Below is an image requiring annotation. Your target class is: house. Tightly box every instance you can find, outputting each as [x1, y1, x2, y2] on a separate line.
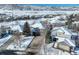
[48, 17, 66, 27]
[51, 27, 77, 52]
[56, 37, 75, 52]
[31, 22, 45, 29]
[51, 27, 77, 39]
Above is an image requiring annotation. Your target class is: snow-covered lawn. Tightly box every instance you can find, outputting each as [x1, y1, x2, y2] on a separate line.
[7, 36, 34, 51]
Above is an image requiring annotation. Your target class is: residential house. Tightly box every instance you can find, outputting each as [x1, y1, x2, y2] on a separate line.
[31, 22, 45, 29]
[51, 27, 77, 52]
[48, 17, 66, 27]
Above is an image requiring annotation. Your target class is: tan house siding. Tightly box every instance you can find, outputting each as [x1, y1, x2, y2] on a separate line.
[57, 43, 70, 52]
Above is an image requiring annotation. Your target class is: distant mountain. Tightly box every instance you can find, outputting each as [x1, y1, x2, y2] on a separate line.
[0, 4, 79, 11]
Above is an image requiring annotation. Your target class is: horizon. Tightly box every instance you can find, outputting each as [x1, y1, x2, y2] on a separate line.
[17, 4, 79, 7]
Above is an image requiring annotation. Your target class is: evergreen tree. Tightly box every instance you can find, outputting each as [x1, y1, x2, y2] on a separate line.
[23, 22, 31, 36]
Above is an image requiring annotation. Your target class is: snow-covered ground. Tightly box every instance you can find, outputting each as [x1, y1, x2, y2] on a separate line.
[45, 43, 70, 55]
[0, 20, 25, 32]
[0, 35, 12, 47]
[11, 11, 79, 16]
[0, 10, 79, 54]
[31, 22, 45, 29]
[0, 9, 79, 16]
[7, 36, 34, 50]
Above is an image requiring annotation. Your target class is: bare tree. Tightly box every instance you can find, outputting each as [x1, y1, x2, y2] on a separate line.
[66, 14, 74, 29]
[13, 31, 21, 48]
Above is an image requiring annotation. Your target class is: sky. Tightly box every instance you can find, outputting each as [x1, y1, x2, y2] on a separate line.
[18, 4, 79, 7]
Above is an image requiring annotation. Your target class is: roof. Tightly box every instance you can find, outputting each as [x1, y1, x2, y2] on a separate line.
[31, 22, 44, 29]
[52, 27, 77, 36]
[59, 39, 75, 47]
[10, 24, 22, 32]
[52, 27, 71, 35]
[56, 37, 75, 47]
[48, 18, 60, 24]
[40, 18, 48, 21]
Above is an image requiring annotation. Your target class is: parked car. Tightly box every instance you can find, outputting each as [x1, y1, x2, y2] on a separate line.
[32, 28, 40, 36]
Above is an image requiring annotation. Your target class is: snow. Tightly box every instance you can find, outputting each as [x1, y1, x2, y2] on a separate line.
[46, 16, 66, 24]
[0, 21, 24, 32]
[17, 20, 26, 26]
[46, 43, 70, 55]
[31, 22, 44, 29]
[12, 11, 79, 16]
[55, 36, 75, 47]
[75, 50, 79, 55]
[7, 36, 34, 50]
[0, 20, 43, 32]
[40, 18, 49, 21]
[52, 27, 72, 36]
[49, 19, 58, 24]
[10, 25, 22, 32]
[26, 20, 36, 25]
[60, 27, 77, 35]
[55, 36, 65, 42]
[51, 27, 76, 47]
[1, 9, 79, 17]
[60, 27, 71, 35]
[65, 38, 75, 47]
[0, 35, 12, 47]
[48, 17, 60, 24]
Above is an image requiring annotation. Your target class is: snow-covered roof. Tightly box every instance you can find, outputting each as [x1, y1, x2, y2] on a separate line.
[48, 16, 64, 24]
[48, 19, 58, 24]
[52, 27, 77, 36]
[60, 27, 71, 35]
[0, 21, 25, 32]
[56, 37, 75, 47]
[31, 22, 44, 29]
[40, 18, 49, 21]
[10, 25, 22, 32]
[65, 38, 75, 47]
[73, 21, 79, 24]
[26, 20, 36, 25]
[17, 20, 26, 26]
[60, 15, 66, 19]
[52, 27, 71, 35]
[56, 37, 65, 42]
[0, 35, 12, 47]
